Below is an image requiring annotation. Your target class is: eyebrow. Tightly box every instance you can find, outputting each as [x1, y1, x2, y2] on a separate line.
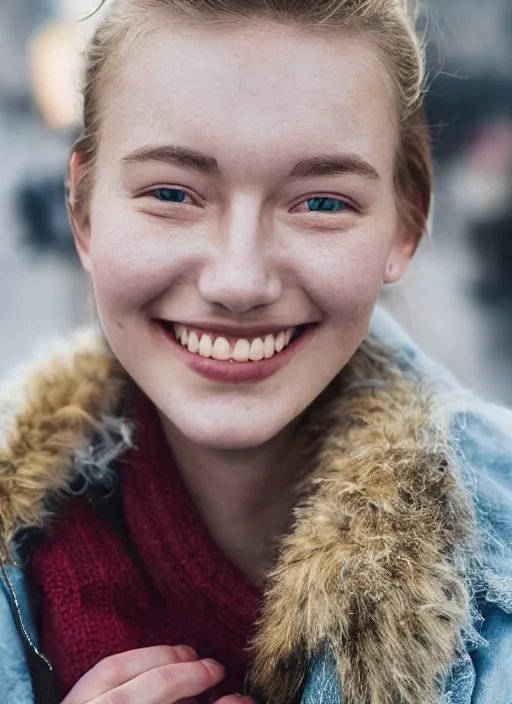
[122, 145, 221, 176]
[288, 153, 380, 181]
[122, 144, 380, 181]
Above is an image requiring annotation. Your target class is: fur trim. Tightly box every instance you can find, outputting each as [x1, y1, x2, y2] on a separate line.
[249, 340, 475, 704]
[0, 330, 129, 561]
[0, 330, 476, 704]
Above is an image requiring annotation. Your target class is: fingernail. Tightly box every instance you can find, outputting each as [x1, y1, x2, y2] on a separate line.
[204, 658, 224, 670]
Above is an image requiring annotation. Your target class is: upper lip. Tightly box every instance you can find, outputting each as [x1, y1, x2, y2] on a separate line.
[158, 319, 314, 337]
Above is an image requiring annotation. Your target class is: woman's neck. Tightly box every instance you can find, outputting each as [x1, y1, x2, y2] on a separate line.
[160, 417, 301, 584]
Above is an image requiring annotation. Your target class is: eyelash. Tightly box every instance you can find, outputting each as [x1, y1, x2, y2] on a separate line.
[292, 196, 356, 214]
[145, 188, 356, 214]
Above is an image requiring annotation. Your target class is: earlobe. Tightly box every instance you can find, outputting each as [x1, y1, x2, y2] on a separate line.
[67, 152, 93, 273]
[383, 221, 419, 285]
[384, 260, 397, 282]
[383, 256, 406, 285]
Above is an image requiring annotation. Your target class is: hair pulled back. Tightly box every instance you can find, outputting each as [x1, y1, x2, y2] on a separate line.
[73, 0, 432, 240]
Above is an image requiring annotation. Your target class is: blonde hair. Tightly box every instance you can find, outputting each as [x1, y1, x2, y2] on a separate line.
[72, 0, 432, 240]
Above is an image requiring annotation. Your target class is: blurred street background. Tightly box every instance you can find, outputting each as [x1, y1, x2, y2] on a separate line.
[1, 0, 512, 403]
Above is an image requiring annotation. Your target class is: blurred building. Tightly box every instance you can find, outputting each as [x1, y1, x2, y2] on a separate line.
[428, 0, 512, 75]
[0, 0, 54, 102]
[0, 0, 89, 376]
[382, 0, 512, 404]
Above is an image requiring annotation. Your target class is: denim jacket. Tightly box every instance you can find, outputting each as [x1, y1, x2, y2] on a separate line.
[1, 308, 511, 704]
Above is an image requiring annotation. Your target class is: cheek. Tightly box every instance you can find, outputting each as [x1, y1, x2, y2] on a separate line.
[87, 206, 180, 315]
[295, 228, 392, 319]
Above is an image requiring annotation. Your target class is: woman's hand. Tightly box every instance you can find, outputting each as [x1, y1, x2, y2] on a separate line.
[61, 645, 254, 704]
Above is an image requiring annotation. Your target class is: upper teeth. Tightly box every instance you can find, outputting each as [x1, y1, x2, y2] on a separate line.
[173, 325, 296, 362]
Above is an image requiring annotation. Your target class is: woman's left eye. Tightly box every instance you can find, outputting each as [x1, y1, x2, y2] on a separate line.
[302, 197, 350, 213]
[149, 188, 193, 204]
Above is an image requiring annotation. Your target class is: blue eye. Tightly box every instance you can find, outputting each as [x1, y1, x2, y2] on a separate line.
[306, 197, 346, 213]
[152, 188, 188, 203]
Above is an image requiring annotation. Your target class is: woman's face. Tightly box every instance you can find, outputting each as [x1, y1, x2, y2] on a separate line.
[72, 21, 416, 450]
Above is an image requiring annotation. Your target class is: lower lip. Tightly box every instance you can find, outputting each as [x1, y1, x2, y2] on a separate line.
[156, 323, 316, 383]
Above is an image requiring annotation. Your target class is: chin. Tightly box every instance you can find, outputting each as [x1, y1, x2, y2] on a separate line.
[175, 412, 289, 451]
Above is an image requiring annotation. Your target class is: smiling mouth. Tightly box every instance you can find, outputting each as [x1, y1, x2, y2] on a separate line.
[158, 321, 311, 363]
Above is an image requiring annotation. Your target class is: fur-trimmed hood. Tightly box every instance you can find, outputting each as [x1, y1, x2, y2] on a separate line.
[1, 309, 511, 704]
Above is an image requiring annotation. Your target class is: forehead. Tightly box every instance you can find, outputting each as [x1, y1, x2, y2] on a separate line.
[100, 21, 398, 177]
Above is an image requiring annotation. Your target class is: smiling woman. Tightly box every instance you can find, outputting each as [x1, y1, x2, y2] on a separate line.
[1, 2, 512, 704]
[72, 23, 407, 450]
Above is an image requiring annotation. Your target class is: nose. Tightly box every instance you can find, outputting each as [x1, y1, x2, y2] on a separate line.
[197, 204, 282, 314]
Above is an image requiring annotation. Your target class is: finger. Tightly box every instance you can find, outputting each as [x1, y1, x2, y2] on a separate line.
[62, 645, 199, 703]
[89, 658, 225, 704]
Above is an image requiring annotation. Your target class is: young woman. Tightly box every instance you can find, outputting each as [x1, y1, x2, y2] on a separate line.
[1, 1, 511, 703]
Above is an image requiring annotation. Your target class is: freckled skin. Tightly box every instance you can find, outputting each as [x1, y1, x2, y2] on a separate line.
[74, 21, 416, 450]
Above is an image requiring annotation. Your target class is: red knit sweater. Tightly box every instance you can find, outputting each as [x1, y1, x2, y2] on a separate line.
[28, 391, 261, 702]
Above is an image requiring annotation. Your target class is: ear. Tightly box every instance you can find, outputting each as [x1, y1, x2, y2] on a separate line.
[67, 151, 93, 273]
[383, 199, 423, 284]
[383, 222, 418, 284]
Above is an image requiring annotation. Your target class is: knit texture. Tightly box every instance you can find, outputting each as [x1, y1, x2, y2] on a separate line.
[27, 391, 261, 702]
